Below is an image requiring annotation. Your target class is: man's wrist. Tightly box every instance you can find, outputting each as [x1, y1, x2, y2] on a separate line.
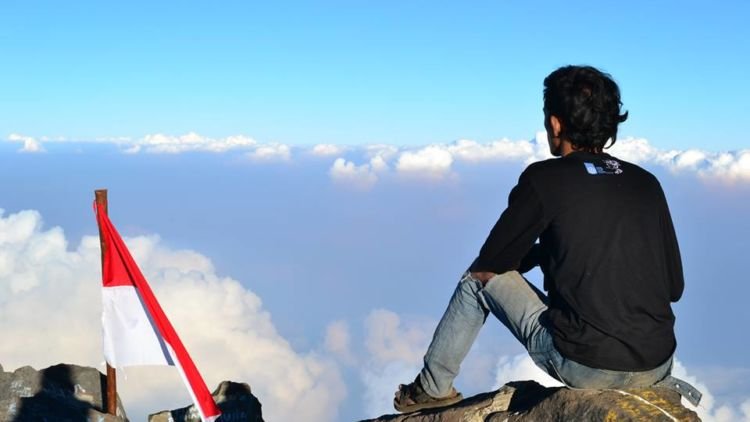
[470, 271, 497, 284]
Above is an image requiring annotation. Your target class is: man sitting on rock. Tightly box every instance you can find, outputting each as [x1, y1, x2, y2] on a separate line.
[394, 65, 701, 413]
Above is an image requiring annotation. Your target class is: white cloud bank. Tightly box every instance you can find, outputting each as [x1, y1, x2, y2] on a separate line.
[351, 307, 750, 422]
[395, 145, 455, 179]
[4, 132, 274, 156]
[6, 131, 750, 185]
[3, 207, 748, 421]
[670, 361, 750, 422]
[0, 208, 345, 422]
[492, 353, 562, 389]
[446, 135, 551, 164]
[324, 320, 356, 365]
[7, 133, 45, 153]
[326, 133, 750, 188]
[312, 143, 346, 157]
[608, 137, 750, 182]
[133, 132, 258, 154]
[358, 309, 435, 418]
[247, 143, 291, 162]
[490, 354, 750, 422]
[329, 157, 386, 190]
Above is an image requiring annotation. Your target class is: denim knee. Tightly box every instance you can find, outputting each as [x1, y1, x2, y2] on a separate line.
[456, 273, 487, 306]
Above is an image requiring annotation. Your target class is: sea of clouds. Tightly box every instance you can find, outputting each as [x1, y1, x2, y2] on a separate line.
[2, 132, 750, 421]
[6, 131, 750, 186]
[0, 209, 345, 421]
[1, 207, 748, 421]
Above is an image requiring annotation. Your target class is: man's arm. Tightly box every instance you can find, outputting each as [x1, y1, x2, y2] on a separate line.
[518, 243, 542, 273]
[470, 171, 547, 283]
[473, 244, 542, 283]
[658, 186, 684, 302]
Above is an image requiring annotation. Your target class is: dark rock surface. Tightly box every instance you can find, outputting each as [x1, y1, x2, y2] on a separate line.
[363, 381, 700, 422]
[148, 380, 263, 422]
[0, 362, 127, 421]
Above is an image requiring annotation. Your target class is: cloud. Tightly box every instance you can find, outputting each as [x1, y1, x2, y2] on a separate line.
[326, 134, 550, 185]
[670, 361, 750, 422]
[137, 132, 257, 154]
[324, 320, 355, 365]
[395, 146, 454, 179]
[360, 360, 418, 418]
[492, 354, 562, 389]
[95, 136, 133, 143]
[7, 133, 45, 153]
[311, 144, 346, 156]
[0, 208, 345, 422]
[364, 309, 431, 366]
[351, 307, 750, 421]
[334, 134, 750, 186]
[6, 129, 750, 183]
[701, 150, 750, 182]
[394, 135, 750, 184]
[326, 144, 396, 189]
[609, 138, 750, 182]
[247, 143, 291, 161]
[386, 133, 750, 184]
[605, 137, 662, 163]
[123, 144, 142, 154]
[365, 144, 400, 161]
[356, 309, 538, 418]
[489, 354, 750, 422]
[446, 135, 549, 164]
[358, 309, 436, 417]
[131, 133, 294, 160]
[329, 157, 382, 190]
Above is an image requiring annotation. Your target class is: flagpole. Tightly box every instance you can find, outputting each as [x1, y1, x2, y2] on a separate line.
[95, 189, 118, 416]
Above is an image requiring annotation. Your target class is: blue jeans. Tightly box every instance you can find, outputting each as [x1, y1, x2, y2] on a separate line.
[419, 271, 700, 405]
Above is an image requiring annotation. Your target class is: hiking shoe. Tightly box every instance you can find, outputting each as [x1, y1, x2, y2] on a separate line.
[393, 376, 463, 413]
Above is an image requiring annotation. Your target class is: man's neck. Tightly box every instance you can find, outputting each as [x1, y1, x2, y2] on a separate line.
[560, 140, 602, 157]
[560, 141, 576, 157]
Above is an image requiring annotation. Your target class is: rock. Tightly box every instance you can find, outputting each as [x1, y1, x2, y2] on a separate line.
[148, 380, 263, 422]
[362, 380, 700, 422]
[0, 362, 127, 421]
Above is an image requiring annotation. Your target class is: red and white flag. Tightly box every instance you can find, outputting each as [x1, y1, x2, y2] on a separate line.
[95, 202, 221, 422]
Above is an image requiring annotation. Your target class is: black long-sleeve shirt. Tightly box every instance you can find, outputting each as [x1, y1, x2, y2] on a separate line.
[470, 151, 683, 371]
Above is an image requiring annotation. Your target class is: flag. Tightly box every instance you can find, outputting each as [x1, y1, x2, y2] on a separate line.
[95, 202, 221, 422]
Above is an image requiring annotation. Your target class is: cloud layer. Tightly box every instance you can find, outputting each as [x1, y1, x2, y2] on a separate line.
[5, 131, 750, 185]
[350, 307, 750, 421]
[2, 207, 749, 421]
[0, 208, 345, 422]
[358, 309, 435, 417]
[489, 354, 750, 422]
[7, 133, 45, 153]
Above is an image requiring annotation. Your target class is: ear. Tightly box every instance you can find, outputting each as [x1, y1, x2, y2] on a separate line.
[549, 115, 562, 138]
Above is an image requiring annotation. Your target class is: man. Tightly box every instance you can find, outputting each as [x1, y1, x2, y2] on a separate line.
[394, 65, 701, 413]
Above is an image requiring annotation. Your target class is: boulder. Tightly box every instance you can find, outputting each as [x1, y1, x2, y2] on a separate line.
[148, 380, 263, 422]
[0, 363, 127, 421]
[363, 380, 700, 422]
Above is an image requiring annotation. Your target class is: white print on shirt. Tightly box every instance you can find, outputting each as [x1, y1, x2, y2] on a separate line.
[584, 159, 623, 175]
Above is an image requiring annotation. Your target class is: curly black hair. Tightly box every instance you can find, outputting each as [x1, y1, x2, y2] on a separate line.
[543, 65, 628, 152]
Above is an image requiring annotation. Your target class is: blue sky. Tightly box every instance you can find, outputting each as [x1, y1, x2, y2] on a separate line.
[2, 2, 750, 421]
[2, 1, 749, 149]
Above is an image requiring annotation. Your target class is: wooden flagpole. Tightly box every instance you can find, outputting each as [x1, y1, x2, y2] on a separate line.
[95, 189, 118, 416]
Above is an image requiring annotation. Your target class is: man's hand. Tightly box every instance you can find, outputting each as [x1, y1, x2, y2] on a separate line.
[470, 271, 497, 285]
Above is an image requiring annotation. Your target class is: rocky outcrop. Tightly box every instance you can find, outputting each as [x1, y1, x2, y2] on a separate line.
[149, 380, 263, 422]
[363, 380, 700, 422]
[0, 362, 127, 421]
